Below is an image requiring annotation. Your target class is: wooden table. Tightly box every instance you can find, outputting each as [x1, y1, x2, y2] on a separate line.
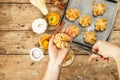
[0, 0, 120, 80]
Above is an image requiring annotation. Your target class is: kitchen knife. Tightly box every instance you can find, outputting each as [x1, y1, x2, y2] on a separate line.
[106, 0, 117, 3]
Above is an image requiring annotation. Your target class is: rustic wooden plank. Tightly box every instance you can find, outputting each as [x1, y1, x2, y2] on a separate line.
[114, 5, 120, 29]
[61, 56, 118, 80]
[0, 31, 120, 55]
[0, 55, 118, 80]
[0, 0, 68, 5]
[0, 31, 40, 55]
[0, 55, 47, 80]
[0, 4, 64, 30]
[0, 0, 50, 3]
[0, 0, 29, 3]
[110, 31, 120, 47]
[0, 0, 68, 3]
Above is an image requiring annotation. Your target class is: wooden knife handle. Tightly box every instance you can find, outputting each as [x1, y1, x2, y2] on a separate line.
[53, 22, 65, 35]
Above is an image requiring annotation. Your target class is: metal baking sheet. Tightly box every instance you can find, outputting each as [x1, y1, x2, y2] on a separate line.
[62, 0, 119, 48]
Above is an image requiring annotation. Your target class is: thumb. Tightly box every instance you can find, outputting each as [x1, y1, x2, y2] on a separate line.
[89, 54, 100, 62]
[92, 42, 99, 53]
[49, 35, 54, 48]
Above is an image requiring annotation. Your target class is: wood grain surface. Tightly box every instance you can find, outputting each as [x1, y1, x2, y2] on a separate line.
[0, 4, 63, 30]
[0, 55, 119, 80]
[0, 31, 119, 55]
[0, 0, 67, 3]
[0, 0, 120, 80]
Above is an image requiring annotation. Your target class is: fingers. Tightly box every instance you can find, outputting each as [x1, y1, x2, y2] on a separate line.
[61, 29, 65, 33]
[61, 28, 73, 38]
[89, 54, 109, 62]
[92, 41, 100, 53]
[49, 35, 54, 48]
[103, 58, 109, 62]
[89, 54, 100, 61]
[61, 29, 73, 44]
[92, 45, 98, 53]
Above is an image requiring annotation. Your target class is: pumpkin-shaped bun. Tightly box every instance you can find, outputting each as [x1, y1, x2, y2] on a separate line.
[66, 8, 80, 21]
[67, 24, 80, 37]
[79, 15, 92, 27]
[93, 3, 106, 16]
[54, 33, 72, 48]
[47, 12, 60, 26]
[95, 18, 107, 31]
[84, 32, 96, 44]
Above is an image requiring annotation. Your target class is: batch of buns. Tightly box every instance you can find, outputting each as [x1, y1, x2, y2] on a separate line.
[30, 1, 107, 65]
[37, 2, 108, 51]
[66, 3, 107, 45]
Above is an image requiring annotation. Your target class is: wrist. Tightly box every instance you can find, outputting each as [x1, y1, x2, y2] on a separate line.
[49, 58, 62, 66]
[48, 60, 61, 68]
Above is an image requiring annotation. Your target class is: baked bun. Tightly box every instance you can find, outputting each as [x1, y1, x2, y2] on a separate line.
[66, 8, 80, 21]
[79, 15, 92, 27]
[95, 18, 107, 31]
[84, 32, 96, 44]
[54, 33, 71, 48]
[67, 24, 80, 37]
[93, 3, 106, 16]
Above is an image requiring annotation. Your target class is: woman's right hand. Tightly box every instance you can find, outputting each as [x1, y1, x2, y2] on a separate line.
[89, 41, 120, 61]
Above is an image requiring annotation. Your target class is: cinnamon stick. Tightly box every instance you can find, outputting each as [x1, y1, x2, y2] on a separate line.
[56, 3, 65, 10]
[53, 22, 65, 35]
[51, 0, 65, 10]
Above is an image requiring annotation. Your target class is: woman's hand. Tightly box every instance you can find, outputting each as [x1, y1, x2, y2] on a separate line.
[48, 29, 72, 65]
[42, 29, 72, 80]
[89, 41, 120, 61]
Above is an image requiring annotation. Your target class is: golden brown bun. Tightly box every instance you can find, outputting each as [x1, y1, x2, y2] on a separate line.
[79, 15, 92, 27]
[95, 18, 107, 31]
[67, 24, 80, 37]
[66, 8, 80, 21]
[84, 32, 96, 44]
[54, 33, 71, 48]
[93, 3, 106, 16]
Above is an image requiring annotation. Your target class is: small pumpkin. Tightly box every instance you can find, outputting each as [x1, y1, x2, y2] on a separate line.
[47, 12, 60, 26]
[43, 40, 49, 49]
[39, 34, 51, 49]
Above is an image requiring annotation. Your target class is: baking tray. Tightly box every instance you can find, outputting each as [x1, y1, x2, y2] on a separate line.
[61, 0, 119, 48]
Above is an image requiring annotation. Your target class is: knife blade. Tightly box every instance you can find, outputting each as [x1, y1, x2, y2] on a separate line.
[106, 0, 117, 3]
